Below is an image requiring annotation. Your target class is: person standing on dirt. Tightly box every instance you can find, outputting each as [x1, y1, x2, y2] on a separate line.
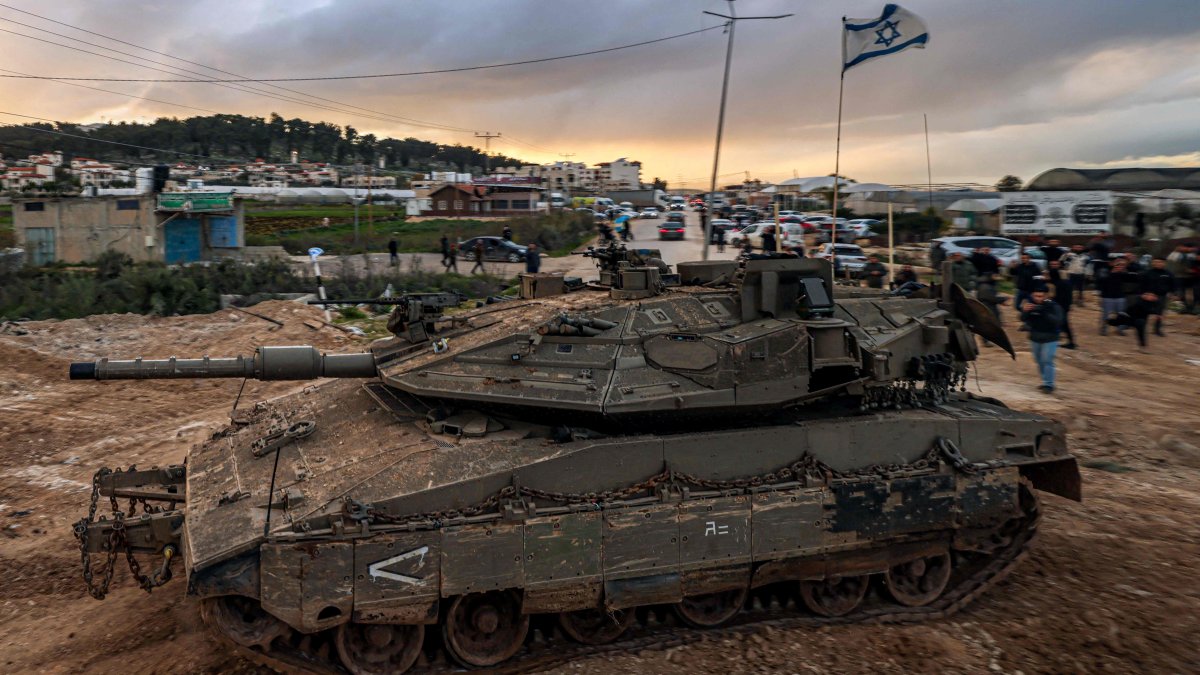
[1140, 257, 1175, 337]
[444, 242, 459, 273]
[1010, 253, 1041, 313]
[1040, 238, 1065, 264]
[1062, 245, 1089, 304]
[470, 239, 486, 274]
[524, 243, 541, 274]
[1167, 242, 1198, 312]
[1096, 258, 1128, 336]
[440, 234, 451, 266]
[388, 236, 399, 266]
[863, 255, 887, 289]
[969, 247, 999, 281]
[1020, 282, 1064, 393]
[1046, 260, 1077, 349]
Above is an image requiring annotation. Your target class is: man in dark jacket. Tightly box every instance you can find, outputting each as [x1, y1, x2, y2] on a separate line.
[1020, 282, 1064, 393]
[761, 226, 777, 254]
[502, 225, 513, 241]
[1095, 258, 1127, 335]
[1046, 260, 1076, 349]
[969, 247, 1000, 279]
[440, 234, 451, 266]
[1010, 253, 1041, 312]
[1141, 257, 1175, 336]
[862, 255, 887, 289]
[1039, 239, 1065, 263]
[895, 265, 918, 286]
[1109, 292, 1160, 349]
[524, 243, 541, 274]
[470, 239, 486, 274]
[388, 237, 399, 266]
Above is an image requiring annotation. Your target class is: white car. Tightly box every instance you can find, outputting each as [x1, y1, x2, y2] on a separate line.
[639, 207, 660, 219]
[845, 219, 882, 236]
[816, 243, 869, 276]
[730, 222, 805, 249]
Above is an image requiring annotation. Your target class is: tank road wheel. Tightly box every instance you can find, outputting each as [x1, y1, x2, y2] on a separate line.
[442, 591, 529, 668]
[200, 595, 289, 649]
[335, 622, 424, 675]
[558, 608, 633, 645]
[674, 586, 749, 628]
[799, 575, 870, 617]
[883, 552, 953, 607]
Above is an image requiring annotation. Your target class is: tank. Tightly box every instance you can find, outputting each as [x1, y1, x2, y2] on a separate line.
[71, 253, 1079, 673]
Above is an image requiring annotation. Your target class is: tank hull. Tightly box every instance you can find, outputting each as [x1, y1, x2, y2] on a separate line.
[180, 381, 1075, 671]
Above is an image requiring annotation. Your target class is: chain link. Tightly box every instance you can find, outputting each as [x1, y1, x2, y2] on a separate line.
[74, 466, 176, 599]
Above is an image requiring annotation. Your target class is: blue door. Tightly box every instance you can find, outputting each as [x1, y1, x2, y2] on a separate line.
[207, 215, 239, 248]
[165, 218, 201, 264]
[25, 227, 56, 265]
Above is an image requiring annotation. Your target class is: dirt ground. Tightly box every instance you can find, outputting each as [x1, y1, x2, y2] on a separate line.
[1, 298, 1198, 674]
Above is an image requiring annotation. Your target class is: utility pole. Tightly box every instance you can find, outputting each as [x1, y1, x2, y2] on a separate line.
[475, 132, 501, 174]
[558, 153, 576, 162]
[701, 2, 793, 260]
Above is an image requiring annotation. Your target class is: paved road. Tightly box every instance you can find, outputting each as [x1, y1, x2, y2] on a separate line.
[292, 208, 741, 279]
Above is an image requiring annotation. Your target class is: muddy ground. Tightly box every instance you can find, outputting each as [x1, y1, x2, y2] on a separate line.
[1, 298, 1198, 674]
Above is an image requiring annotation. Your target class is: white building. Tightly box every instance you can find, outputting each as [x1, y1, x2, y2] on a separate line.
[594, 158, 641, 191]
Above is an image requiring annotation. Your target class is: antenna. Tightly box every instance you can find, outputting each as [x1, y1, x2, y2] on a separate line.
[474, 131, 501, 173]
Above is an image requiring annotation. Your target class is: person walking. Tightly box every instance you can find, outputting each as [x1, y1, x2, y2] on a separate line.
[969, 247, 999, 280]
[1168, 242, 1198, 312]
[1062, 244, 1089, 304]
[715, 225, 726, 253]
[440, 234, 451, 267]
[524, 243, 541, 274]
[1110, 292, 1160, 350]
[1141, 257, 1175, 336]
[862, 255, 887, 289]
[470, 239, 486, 274]
[388, 237, 399, 266]
[1047, 260, 1077, 349]
[1096, 258, 1128, 335]
[948, 252, 977, 291]
[1021, 282, 1064, 393]
[1010, 253, 1041, 312]
[761, 226, 777, 254]
[444, 242, 459, 273]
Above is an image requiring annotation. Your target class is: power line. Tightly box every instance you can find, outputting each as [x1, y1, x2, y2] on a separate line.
[0, 2, 477, 134]
[0, 24, 726, 83]
[0, 66, 222, 116]
[0, 22, 475, 134]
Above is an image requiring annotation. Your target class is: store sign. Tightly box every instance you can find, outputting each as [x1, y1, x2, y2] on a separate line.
[1001, 191, 1112, 235]
[157, 192, 234, 212]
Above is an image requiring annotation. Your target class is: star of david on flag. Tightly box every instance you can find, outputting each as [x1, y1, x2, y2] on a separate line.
[843, 4, 929, 72]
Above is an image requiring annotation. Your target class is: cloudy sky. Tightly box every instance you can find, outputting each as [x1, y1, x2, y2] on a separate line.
[2, 0, 1199, 188]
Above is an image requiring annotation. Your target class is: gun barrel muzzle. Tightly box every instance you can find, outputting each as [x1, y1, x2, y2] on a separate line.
[70, 346, 378, 381]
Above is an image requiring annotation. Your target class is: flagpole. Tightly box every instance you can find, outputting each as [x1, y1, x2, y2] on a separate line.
[832, 16, 846, 267]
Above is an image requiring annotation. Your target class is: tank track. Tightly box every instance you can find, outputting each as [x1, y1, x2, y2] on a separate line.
[201, 481, 1041, 674]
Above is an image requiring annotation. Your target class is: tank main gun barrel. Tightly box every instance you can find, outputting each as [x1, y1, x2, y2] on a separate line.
[69, 346, 378, 381]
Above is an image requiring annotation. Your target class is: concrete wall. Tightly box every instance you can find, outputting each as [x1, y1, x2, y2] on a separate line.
[13, 196, 246, 265]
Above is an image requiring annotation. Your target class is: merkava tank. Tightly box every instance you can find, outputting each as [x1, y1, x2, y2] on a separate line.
[71, 250, 1079, 673]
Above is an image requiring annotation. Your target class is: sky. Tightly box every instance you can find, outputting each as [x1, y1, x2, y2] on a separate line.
[2, 0, 1200, 189]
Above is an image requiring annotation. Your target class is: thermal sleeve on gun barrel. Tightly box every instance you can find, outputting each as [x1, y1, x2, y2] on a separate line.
[69, 346, 377, 381]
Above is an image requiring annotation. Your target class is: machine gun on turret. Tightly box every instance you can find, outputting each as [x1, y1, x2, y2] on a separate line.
[309, 291, 466, 342]
[573, 242, 674, 299]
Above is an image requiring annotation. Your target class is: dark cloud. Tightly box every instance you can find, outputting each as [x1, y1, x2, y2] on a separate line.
[2, 0, 1200, 184]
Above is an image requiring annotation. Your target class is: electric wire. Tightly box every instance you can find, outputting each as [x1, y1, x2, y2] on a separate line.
[0, 113, 251, 163]
[0, 24, 727, 82]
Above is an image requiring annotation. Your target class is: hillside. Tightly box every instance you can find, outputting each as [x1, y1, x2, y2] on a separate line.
[0, 113, 527, 173]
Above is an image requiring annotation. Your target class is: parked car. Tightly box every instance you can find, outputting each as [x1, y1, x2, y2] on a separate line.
[458, 236, 529, 263]
[816, 243, 869, 276]
[845, 219, 882, 236]
[929, 236, 1021, 267]
[639, 207, 660, 219]
[778, 210, 804, 218]
[814, 226, 862, 244]
[730, 222, 805, 249]
[658, 223, 685, 240]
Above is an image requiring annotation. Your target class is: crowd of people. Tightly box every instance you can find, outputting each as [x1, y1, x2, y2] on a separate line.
[948, 238, 1200, 393]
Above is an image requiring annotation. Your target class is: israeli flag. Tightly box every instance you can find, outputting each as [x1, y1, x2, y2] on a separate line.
[843, 4, 929, 72]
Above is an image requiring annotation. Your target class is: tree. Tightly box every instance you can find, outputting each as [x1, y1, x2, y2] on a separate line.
[651, 177, 667, 190]
[994, 175, 1023, 192]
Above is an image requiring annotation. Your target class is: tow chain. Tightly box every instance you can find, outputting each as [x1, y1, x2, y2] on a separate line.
[74, 466, 177, 599]
[344, 441, 972, 529]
